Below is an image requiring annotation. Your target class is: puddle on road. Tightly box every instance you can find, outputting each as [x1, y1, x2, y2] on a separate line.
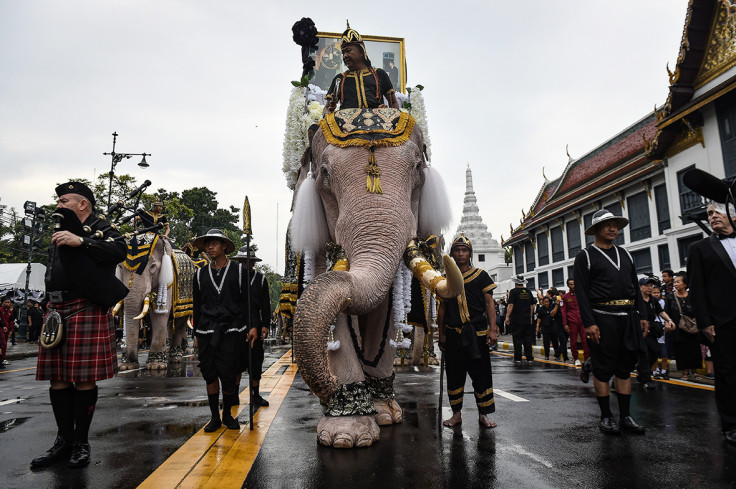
[0, 417, 29, 432]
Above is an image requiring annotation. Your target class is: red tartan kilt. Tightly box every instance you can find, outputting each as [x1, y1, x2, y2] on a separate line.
[36, 298, 118, 382]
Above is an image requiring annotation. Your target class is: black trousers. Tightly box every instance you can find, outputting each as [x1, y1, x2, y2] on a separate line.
[637, 334, 659, 384]
[541, 328, 558, 359]
[711, 323, 736, 432]
[445, 329, 495, 415]
[511, 321, 534, 361]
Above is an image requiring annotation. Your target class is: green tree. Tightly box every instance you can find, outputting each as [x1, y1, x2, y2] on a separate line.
[181, 187, 240, 236]
[255, 262, 283, 312]
[504, 247, 513, 265]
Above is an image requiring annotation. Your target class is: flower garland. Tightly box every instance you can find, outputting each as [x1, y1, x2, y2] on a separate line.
[390, 263, 413, 349]
[282, 85, 326, 189]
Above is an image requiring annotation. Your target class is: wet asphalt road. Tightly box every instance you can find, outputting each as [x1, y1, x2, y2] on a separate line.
[1, 342, 735, 488]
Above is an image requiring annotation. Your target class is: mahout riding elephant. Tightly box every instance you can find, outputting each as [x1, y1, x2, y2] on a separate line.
[116, 234, 195, 370]
[289, 108, 462, 448]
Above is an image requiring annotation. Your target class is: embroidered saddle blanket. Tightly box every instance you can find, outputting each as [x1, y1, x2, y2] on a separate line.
[319, 108, 415, 148]
[124, 233, 159, 275]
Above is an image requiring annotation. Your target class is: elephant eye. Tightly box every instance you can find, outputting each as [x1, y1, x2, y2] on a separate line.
[320, 164, 330, 182]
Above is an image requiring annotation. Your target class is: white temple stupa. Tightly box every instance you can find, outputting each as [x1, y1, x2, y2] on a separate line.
[453, 165, 512, 290]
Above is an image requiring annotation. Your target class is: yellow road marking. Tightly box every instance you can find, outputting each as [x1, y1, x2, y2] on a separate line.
[138, 350, 297, 489]
[0, 366, 36, 374]
[491, 351, 715, 391]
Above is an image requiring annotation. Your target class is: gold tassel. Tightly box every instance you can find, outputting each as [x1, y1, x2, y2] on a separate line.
[366, 147, 383, 194]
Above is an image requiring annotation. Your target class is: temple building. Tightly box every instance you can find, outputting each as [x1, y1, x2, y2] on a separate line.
[453, 165, 512, 292]
[503, 0, 736, 290]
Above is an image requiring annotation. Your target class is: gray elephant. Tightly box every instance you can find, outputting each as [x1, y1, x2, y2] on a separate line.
[116, 234, 194, 370]
[289, 108, 462, 448]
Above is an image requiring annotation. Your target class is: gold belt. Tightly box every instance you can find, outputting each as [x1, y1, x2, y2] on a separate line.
[595, 300, 634, 306]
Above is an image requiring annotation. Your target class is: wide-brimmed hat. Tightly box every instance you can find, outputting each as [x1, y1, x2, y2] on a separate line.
[192, 229, 235, 254]
[584, 210, 629, 235]
[231, 245, 262, 263]
[511, 275, 526, 285]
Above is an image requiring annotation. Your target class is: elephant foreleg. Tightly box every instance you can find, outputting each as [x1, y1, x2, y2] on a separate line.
[360, 299, 402, 426]
[317, 313, 381, 448]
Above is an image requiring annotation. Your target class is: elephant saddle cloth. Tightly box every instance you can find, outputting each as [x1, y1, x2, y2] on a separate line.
[124, 233, 159, 275]
[171, 250, 195, 318]
[319, 108, 416, 148]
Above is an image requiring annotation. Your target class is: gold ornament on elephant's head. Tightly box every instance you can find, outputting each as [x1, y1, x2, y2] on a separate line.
[243, 196, 252, 235]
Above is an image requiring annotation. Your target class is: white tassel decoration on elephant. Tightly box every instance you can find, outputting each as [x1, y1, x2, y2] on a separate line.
[418, 167, 452, 236]
[327, 321, 340, 351]
[156, 253, 174, 314]
[290, 175, 330, 254]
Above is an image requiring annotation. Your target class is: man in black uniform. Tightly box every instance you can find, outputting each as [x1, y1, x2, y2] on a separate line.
[136, 201, 169, 237]
[325, 23, 399, 112]
[688, 200, 736, 444]
[505, 275, 537, 365]
[437, 235, 498, 428]
[32, 181, 128, 468]
[574, 210, 648, 435]
[192, 229, 248, 432]
[230, 245, 272, 408]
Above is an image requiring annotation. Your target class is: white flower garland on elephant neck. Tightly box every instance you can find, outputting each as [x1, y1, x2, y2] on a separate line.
[390, 263, 413, 349]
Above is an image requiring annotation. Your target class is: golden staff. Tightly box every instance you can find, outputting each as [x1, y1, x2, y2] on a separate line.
[243, 196, 255, 430]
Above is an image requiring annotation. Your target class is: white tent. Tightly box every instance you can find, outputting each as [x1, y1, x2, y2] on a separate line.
[0, 263, 47, 301]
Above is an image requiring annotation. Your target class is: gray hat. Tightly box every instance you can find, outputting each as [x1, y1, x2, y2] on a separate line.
[584, 210, 629, 236]
[192, 229, 235, 255]
[231, 245, 262, 263]
[511, 275, 527, 285]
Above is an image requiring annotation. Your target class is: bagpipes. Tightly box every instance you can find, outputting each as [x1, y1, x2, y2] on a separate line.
[49, 179, 162, 244]
[683, 168, 736, 228]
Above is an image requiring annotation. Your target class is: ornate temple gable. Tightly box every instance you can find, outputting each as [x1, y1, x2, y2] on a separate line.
[648, 0, 723, 160]
[696, 0, 736, 88]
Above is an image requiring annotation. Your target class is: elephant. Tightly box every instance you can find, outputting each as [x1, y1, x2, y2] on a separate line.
[115, 234, 194, 371]
[289, 108, 462, 448]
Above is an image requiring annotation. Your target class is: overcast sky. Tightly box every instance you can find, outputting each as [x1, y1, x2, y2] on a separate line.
[0, 1, 687, 273]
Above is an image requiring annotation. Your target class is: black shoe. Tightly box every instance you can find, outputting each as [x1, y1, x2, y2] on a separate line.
[67, 442, 91, 468]
[513, 360, 522, 366]
[580, 359, 592, 384]
[641, 382, 656, 390]
[599, 417, 620, 435]
[253, 395, 270, 407]
[31, 435, 72, 468]
[222, 415, 240, 430]
[724, 430, 736, 444]
[204, 417, 222, 432]
[620, 416, 646, 434]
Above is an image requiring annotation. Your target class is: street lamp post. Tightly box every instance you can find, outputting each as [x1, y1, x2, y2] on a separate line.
[103, 132, 150, 210]
[19, 201, 46, 340]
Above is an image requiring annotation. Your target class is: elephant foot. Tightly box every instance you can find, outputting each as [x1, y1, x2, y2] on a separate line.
[119, 354, 139, 371]
[373, 398, 403, 426]
[118, 361, 140, 371]
[168, 345, 184, 363]
[317, 415, 380, 448]
[146, 351, 168, 370]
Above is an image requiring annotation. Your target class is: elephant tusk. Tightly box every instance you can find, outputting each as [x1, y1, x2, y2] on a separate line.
[404, 240, 463, 299]
[112, 300, 123, 316]
[133, 296, 151, 320]
[187, 317, 193, 330]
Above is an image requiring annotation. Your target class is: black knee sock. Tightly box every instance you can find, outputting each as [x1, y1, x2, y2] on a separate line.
[73, 387, 98, 444]
[49, 387, 75, 442]
[252, 385, 260, 398]
[208, 393, 220, 419]
[222, 392, 234, 421]
[618, 393, 631, 419]
[597, 395, 612, 419]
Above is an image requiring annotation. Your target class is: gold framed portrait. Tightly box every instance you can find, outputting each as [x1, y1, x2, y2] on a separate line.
[312, 32, 406, 94]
